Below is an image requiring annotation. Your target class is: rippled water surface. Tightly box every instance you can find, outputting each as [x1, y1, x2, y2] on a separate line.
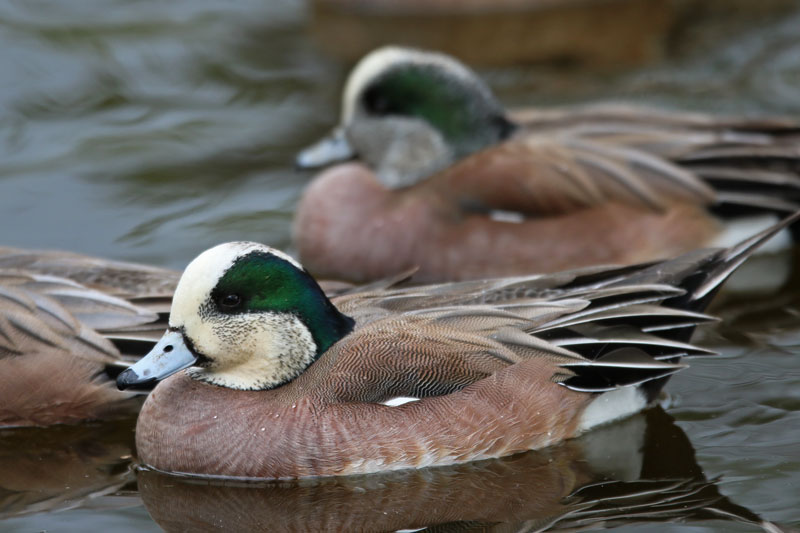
[1, 0, 800, 531]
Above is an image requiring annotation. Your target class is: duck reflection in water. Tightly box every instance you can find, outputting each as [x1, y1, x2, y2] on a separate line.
[136, 408, 778, 532]
[0, 417, 137, 520]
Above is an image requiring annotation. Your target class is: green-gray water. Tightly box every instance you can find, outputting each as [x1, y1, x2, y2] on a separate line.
[1, 1, 799, 531]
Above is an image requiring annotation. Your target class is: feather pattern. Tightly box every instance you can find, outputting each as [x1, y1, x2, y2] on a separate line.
[132, 214, 799, 478]
[0, 247, 176, 427]
[294, 47, 800, 282]
[507, 104, 800, 215]
[308, 213, 800, 399]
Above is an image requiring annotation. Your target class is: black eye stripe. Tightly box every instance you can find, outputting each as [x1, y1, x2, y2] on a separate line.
[364, 88, 390, 113]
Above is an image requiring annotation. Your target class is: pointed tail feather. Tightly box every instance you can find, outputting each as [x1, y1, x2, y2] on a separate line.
[692, 210, 800, 301]
[558, 211, 800, 395]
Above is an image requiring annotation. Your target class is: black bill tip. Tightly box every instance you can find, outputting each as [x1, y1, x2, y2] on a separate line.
[117, 367, 156, 391]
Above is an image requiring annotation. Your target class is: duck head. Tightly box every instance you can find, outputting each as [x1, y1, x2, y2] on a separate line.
[117, 242, 354, 391]
[296, 46, 516, 188]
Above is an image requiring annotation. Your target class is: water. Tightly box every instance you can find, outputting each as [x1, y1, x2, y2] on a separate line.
[1, 0, 800, 530]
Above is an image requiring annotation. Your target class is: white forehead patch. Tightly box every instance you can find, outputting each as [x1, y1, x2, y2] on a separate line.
[169, 242, 303, 328]
[341, 46, 482, 123]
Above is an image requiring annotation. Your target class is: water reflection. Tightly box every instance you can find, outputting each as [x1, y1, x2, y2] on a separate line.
[707, 248, 800, 347]
[3, 0, 800, 269]
[0, 417, 136, 519]
[136, 408, 769, 532]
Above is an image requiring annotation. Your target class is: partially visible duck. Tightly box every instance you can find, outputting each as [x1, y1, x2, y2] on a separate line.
[0, 247, 176, 427]
[295, 46, 800, 283]
[118, 213, 798, 479]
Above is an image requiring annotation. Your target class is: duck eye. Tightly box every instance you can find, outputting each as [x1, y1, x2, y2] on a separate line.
[219, 293, 242, 309]
[364, 86, 391, 114]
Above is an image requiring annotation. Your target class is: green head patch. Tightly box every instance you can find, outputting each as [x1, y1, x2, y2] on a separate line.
[209, 251, 354, 356]
[360, 64, 515, 156]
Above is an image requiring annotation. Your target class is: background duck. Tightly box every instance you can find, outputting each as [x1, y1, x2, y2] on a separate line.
[0, 247, 175, 427]
[118, 214, 797, 479]
[295, 46, 800, 283]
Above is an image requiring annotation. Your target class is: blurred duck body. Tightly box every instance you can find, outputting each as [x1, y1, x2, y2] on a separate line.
[295, 46, 800, 283]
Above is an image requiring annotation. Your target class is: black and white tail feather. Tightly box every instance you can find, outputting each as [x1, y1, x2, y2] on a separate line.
[336, 211, 800, 405]
[548, 210, 800, 396]
[5, 212, 793, 402]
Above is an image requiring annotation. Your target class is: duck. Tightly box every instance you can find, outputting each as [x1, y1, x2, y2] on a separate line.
[294, 46, 800, 283]
[0, 244, 387, 428]
[117, 212, 798, 480]
[0, 246, 177, 427]
[135, 409, 773, 532]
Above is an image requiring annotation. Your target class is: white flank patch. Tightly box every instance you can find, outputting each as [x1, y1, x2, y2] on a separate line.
[379, 396, 421, 407]
[710, 214, 791, 254]
[489, 209, 525, 223]
[721, 250, 792, 293]
[577, 386, 647, 433]
[710, 214, 792, 293]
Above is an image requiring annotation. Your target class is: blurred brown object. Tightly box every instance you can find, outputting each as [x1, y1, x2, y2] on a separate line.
[309, 0, 798, 67]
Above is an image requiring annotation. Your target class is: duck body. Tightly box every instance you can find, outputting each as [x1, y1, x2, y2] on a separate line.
[130, 254, 597, 479]
[295, 47, 800, 283]
[296, 161, 717, 283]
[137, 360, 586, 479]
[121, 215, 797, 479]
[0, 247, 176, 427]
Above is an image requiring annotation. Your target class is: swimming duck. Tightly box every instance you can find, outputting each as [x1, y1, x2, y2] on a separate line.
[117, 213, 797, 479]
[135, 410, 772, 532]
[0, 247, 176, 427]
[295, 46, 800, 283]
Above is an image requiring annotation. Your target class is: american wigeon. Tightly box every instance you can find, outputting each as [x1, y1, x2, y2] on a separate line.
[295, 46, 800, 283]
[135, 408, 772, 531]
[0, 247, 176, 427]
[137, 407, 772, 533]
[117, 213, 798, 479]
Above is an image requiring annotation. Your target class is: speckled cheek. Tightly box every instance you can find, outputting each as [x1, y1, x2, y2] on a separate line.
[207, 315, 260, 365]
[183, 312, 225, 360]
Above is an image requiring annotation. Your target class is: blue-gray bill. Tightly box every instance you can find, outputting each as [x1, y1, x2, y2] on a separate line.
[295, 127, 355, 169]
[116, 329, 198, 390]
